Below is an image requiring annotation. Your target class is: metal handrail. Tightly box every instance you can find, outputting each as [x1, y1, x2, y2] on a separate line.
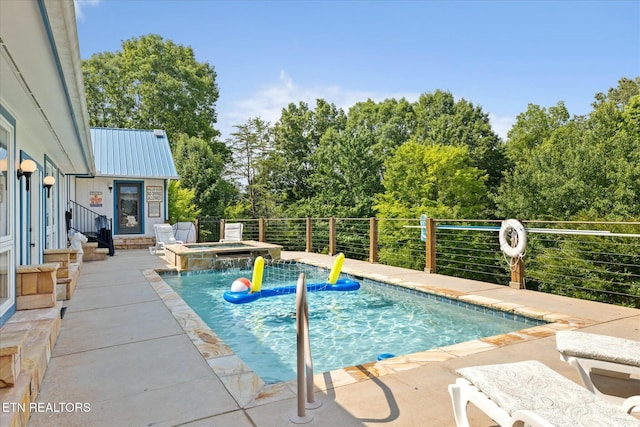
[289, 272, 321, 423]
[68, 200, 114, 252]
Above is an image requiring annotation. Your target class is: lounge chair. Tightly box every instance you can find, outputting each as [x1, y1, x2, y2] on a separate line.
[220, 222, 243, 242]
[556, 330, 640, 407]
[448, 360, 640, 427]
[149, 224, 184, 255]
[172, 221, 196, 243]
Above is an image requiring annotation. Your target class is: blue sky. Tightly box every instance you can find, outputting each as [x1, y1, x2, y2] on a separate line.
[74, 0, 639, 140]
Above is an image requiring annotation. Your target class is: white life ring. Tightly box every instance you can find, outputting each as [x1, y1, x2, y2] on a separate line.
[499, 219, 527, 258]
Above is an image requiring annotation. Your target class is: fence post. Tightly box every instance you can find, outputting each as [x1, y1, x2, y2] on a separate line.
[509, 258, 525, 289]
[259, 218, 265, 242]
[195, 218, 200, 243]
[329, 217, 336, 256]
[369, 217, 378, 263]
[220, 219, 226, 241]
[425, 218, 436, 273]
[306, 217, 312, 252]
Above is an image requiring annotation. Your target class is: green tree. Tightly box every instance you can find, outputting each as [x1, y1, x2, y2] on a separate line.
[374, 142, 488, 269]
[227, 117, 276, 218]
[495, 78, 640, 220]
[504, 102, 570, 162]
[264, 100, 346, 214]
[167, 180, 201, 223]
[82, 34, 219, 145]
[412, 90, 506, 194]
[173, 134, 236, 217]
[308, 126, 382, 218]
[375, 141, 488, 219]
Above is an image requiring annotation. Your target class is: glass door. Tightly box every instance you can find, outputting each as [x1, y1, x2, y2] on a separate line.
[115, 182, 143, 234]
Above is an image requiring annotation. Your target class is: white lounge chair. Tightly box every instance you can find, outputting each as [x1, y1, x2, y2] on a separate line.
[172, 221, 196, 243]
[220, 222, 243, 242]
[449, 360, 640, 427]
[556, 330, 640, 408]
[149, 224, 184, 255]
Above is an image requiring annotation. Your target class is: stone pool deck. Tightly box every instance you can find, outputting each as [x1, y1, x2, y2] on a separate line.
[21, 249, 640, 426]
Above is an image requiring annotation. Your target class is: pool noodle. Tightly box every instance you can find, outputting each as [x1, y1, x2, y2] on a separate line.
[328, 253, 344, 284]
[250, 256, 264, 292]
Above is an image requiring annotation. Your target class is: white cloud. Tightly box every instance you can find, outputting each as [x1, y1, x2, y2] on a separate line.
[221, 71, 515, 141]
[488, 113, 516, 141]
[221, 71, 419, 139]
[74, 0, 100, 21]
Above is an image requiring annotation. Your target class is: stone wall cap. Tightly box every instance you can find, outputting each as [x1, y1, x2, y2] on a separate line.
[16, 263, 59, 273]
[43, 248, 73, 254]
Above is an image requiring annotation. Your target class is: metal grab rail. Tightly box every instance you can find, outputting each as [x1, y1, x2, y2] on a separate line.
[289, 273, 321, 423]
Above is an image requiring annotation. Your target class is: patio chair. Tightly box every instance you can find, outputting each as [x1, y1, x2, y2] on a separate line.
[172, 221, 196, 243]
[149, 224, 183, 255]
[220, 222, 243, 242]
[556, 330, 640, 407]
[448, 360, 640, 427]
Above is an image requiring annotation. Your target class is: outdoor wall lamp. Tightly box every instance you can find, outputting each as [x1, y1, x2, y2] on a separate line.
[17, 159, 37, 191]
[43, 175, 55, 198]
[108, 184, 113, 193]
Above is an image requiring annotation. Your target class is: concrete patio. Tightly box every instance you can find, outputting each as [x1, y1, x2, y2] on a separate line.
[23, 249, 640, 426]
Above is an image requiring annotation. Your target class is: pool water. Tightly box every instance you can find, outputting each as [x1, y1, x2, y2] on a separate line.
[162, 264, 539, 384]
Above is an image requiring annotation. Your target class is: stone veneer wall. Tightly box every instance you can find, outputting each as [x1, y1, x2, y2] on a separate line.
[112, 236, 155, 250]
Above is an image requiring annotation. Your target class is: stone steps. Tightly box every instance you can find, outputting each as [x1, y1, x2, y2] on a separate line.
[82, 242, 109, 261]
[43, 249, 82, 301]
[56, 263, 80, 301]
[0, 303, 62, 427]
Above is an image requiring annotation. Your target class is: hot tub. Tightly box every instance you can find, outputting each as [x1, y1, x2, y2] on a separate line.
[164, 241, 283, 271]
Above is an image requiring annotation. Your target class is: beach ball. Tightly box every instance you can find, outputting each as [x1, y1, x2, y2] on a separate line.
[231, 277, 251, 292]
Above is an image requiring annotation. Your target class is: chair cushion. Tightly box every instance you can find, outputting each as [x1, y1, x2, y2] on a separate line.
[457, 360, 640, 426]
[556, 330, 640, 367]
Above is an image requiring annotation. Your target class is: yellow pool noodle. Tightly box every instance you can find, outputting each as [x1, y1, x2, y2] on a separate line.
[250, 256, 264, 293]
[328, 252, 345, 284]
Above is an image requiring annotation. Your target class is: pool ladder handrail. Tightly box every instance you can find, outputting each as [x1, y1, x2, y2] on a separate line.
[289, 272, 322, 423]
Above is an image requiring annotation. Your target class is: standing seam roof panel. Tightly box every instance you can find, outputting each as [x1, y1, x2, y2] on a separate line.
[90, 127, 179, 178]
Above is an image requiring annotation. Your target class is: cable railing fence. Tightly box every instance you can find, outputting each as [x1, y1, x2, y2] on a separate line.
[434, 219, 511, 286]
[195, 216, 640, 308]
[335, 218, 370, 261]
[522, 221, 640, 307]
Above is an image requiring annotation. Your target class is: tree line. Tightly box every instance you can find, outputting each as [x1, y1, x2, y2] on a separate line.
[82, 35, 640, 225]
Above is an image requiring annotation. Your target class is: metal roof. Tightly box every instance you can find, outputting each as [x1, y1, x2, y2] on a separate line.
[90, 127, 179, 179]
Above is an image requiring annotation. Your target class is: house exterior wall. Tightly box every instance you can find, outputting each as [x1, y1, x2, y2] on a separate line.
[74, 177, 169, 238]
[0, 0, 93, 327]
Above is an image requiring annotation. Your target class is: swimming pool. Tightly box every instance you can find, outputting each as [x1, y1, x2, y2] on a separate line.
[161, 263, 543, 384]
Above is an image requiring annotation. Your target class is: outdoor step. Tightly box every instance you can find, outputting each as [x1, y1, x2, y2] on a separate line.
[82, 242, 108, 261]
[0, 330, 27, 388]
[0, 303, 62, 427]
[56, 264, 80, 301]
